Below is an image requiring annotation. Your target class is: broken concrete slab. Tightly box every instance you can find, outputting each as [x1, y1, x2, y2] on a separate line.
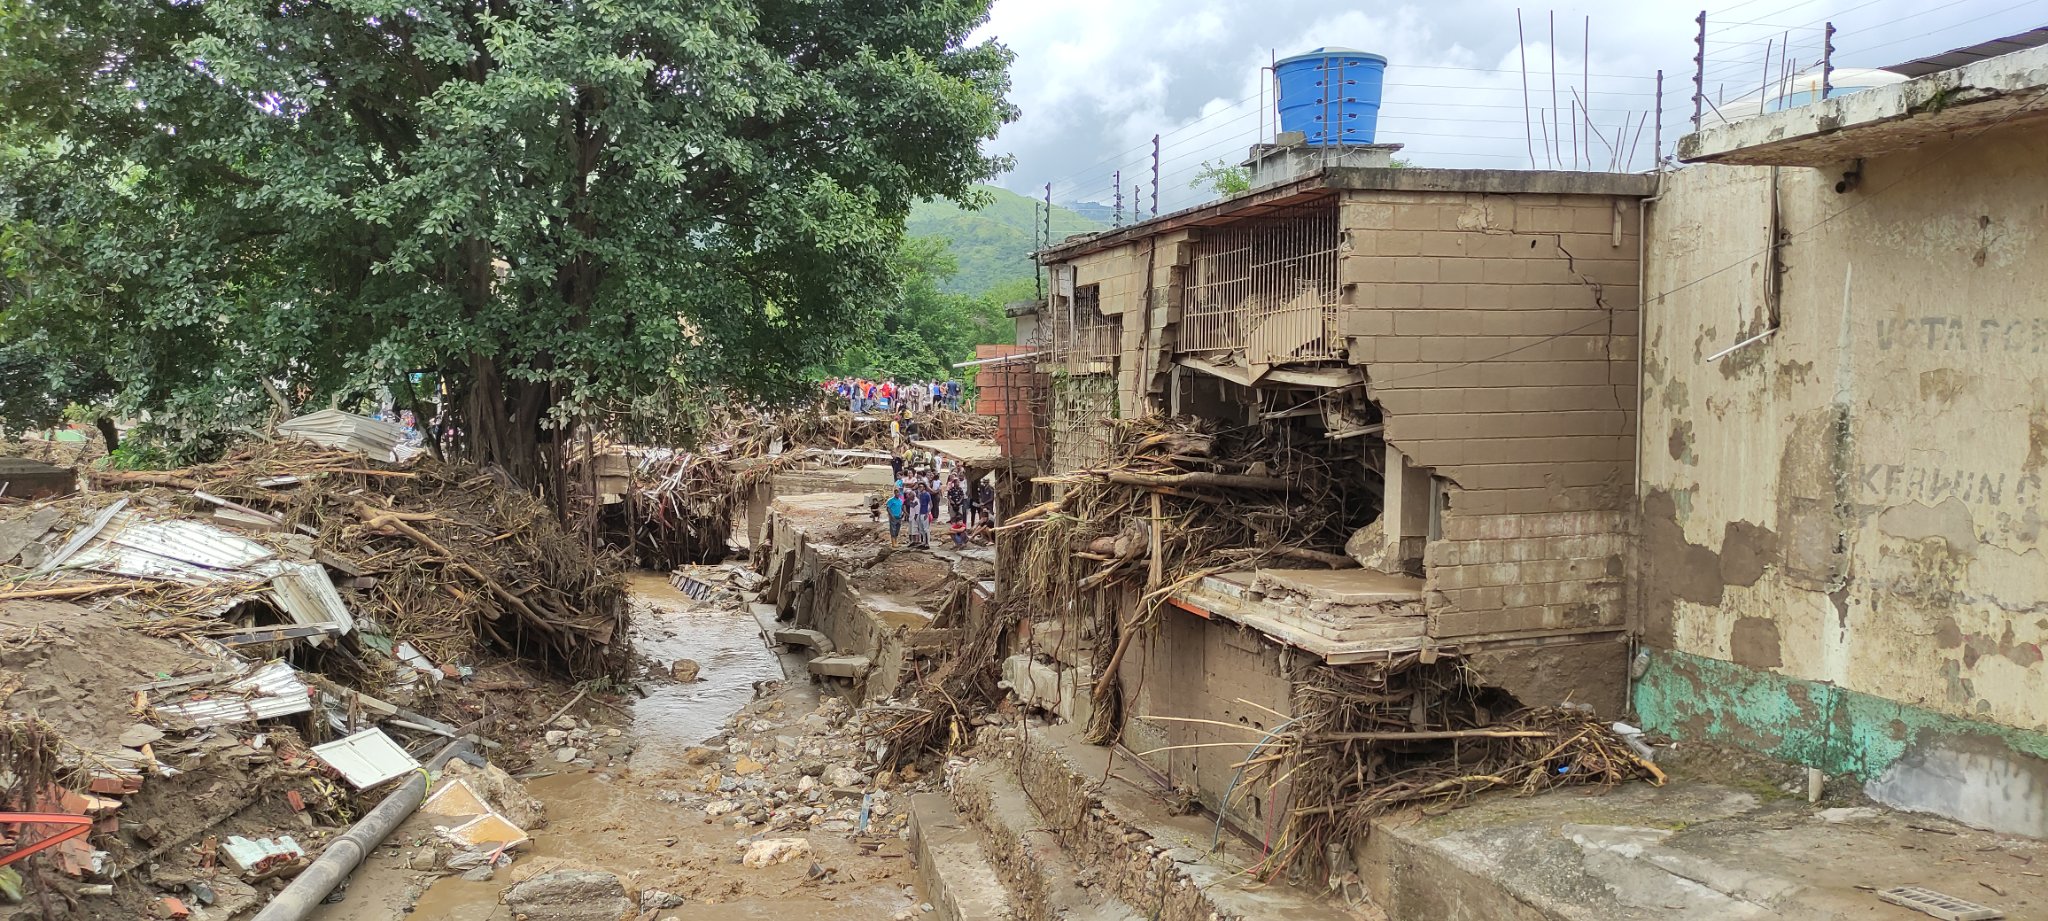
[908, 793, 1017, 921]
[774, 628, 833, 651]
[1251, 567, 1426, 605]
[807, 655, 871, 679]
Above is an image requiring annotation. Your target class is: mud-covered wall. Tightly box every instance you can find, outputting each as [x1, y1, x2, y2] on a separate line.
[1637, 132, 2048, 835]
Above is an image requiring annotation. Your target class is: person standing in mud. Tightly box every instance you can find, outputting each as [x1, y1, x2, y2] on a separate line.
[885, 488, 906, 544]
[904, 485, 928, 548]
[946, 477, 967, 526]
[974, 478, 996, 526]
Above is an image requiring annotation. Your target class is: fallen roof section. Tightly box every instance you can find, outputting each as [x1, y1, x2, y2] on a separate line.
[1680, 42, 2048, 166]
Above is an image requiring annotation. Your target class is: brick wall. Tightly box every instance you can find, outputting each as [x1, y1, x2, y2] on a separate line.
[1337, 190, 1639, 639]
[973, 343, 1047, 464]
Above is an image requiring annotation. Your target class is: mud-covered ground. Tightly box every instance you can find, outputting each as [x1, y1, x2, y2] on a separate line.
[312, 574, 938, 921]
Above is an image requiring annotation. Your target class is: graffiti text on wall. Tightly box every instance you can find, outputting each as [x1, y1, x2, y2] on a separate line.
[1860, 463, 2041, 508]
[1876, 316, 2048, 353]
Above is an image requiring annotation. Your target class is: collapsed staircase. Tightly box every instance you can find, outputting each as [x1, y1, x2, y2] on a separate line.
[908, 722, 1373, 921]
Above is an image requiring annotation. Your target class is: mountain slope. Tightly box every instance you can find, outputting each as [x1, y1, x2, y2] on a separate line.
[908, 185, 1102, 295]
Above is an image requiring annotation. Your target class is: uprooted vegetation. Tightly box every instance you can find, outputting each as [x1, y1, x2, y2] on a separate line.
[0, 441, 626, 916]
[869, 414, 1661, 885]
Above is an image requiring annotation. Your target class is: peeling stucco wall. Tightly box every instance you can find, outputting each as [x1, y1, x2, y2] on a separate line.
[1637, 125, 2048, 833]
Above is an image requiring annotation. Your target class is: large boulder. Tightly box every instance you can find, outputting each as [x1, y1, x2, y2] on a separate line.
[503, 869, 631, 921]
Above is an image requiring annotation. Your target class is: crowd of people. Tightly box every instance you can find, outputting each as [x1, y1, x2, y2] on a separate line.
[823, 377, 963, 414]
[867, 446, 997, 550]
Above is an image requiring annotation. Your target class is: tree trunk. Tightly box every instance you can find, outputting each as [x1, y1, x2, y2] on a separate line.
[94, 416, 120, 453]
[462, 352, 549, 491]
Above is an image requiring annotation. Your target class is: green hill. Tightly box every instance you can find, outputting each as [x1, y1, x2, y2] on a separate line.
[909, 185, 1102, 295]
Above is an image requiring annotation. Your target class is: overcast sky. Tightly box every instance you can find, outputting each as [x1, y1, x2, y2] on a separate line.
[971, 0, 2048, 212]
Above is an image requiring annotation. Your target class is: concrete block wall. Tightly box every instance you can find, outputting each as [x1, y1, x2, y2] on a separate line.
[1338, 189, 1640, 640]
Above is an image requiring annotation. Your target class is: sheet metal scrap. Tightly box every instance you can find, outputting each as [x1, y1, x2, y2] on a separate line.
[153, 662, 313, 727]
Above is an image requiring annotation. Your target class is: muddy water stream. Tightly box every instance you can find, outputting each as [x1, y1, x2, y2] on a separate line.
[315, 572, 895, 921]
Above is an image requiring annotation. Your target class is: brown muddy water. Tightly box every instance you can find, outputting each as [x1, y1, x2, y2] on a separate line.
[312, 573, 918, 920]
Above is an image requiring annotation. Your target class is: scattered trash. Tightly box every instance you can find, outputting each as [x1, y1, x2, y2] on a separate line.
[311, 728, 421, 789]
[218, 835, 306, 880]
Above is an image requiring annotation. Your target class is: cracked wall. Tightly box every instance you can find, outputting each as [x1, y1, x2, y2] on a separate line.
[1637, 135, 2048, 835]
[1337, 188, 1641, 644]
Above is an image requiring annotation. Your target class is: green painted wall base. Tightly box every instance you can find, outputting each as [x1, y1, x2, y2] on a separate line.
[1634, 649, 2048, 781]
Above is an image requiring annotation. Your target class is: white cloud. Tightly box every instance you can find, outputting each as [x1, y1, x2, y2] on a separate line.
[971, 0, 2047, 209]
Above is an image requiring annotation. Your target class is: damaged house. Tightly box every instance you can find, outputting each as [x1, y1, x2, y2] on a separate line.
[971, 33, 2048, 912]
[997, 160, 1660, 871]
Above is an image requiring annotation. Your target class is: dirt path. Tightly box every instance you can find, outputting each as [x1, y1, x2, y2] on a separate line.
[313, 573, 930, 921]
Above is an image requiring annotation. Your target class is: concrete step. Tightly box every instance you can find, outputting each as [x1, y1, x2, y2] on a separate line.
[988, 722, 1372, 921]
[807, 654, 871, 678]
[953, 760, 1146, 921]
[774, 627, 834, 651]
[908, 792, 1019, 921]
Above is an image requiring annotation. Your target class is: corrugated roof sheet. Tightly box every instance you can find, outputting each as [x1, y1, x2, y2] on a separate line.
[265, 561, 356, 642]
[155, 661, 313, 726]
[69, 512, 275, 584]
[277, 409, 406, 462]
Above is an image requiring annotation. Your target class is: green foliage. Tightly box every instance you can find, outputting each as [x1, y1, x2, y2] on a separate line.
[1190, 159, 1252, 198]
[105, 440, 175, 471]
[907, 184, 1099, 295]
[825, 235, 1027, 380]
[0, 0, 1015, 479]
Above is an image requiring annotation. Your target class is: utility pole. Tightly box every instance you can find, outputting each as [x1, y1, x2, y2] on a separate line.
[1033, 200, 1044, 302]
[1654, 69, 1664, 171]
[1822, 22, 1837, 101]
[1113, 171, 1123, 227]
[1692, 11, 1706, 129]
[1150, 135, 1161, 217]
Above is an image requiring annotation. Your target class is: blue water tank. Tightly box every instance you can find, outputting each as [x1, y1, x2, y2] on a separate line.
[1275, 48, 1388, 145]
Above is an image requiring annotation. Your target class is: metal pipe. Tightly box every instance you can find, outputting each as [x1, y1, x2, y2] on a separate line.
[251, 741, 477, 921]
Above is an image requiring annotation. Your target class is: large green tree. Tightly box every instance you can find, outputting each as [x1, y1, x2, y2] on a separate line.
[0, 0, 1013, 483]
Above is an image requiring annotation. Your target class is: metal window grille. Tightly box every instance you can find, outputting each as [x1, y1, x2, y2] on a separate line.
[1049, 284, 1118, 373]
[1181, 204, 1342, 365]
[1050, 373, 1117, 474]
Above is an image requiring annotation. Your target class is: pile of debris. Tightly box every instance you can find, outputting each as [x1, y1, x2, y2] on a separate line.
[569, 444, 736, 571]
[58, 442, 630, 677]
[0, 439, 622, 915]
[1256, 654, 1664, 884]
[998, 415, 1372, 742]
